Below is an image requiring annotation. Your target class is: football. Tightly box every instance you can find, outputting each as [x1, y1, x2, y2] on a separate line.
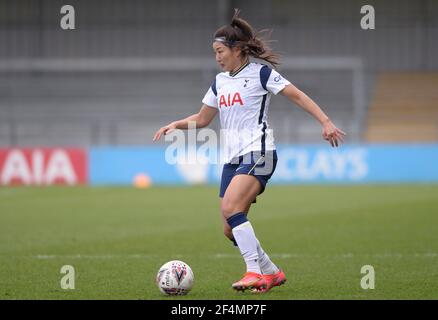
[156, 260, 194, 295]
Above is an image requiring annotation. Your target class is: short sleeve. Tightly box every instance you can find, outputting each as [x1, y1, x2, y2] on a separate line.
[202, 87, 218, 108]
[266, 69, 291, 95]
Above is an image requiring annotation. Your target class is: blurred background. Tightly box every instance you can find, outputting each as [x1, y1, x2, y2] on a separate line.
[0, 0, 437, 185]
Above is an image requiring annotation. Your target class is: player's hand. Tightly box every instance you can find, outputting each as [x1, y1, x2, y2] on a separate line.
[322, 119, 346, 147]
[153, 122, 177, 142]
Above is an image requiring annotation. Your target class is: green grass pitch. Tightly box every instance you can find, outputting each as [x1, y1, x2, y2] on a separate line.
[1, 185, 437, 300]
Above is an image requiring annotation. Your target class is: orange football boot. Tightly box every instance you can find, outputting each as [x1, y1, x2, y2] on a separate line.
[232, 272, 267, 292]
[251, 270, 287, 293]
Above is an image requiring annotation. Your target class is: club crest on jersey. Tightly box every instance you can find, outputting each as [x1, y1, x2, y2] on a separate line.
[219, 92, 244, 108]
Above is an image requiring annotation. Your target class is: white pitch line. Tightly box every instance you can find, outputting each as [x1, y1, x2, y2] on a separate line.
[34, 254, 156, 260]
[214, 253, 438, 259]
[33, 253, 438, 260]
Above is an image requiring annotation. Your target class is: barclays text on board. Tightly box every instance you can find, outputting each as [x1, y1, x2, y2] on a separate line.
[2, 145, 437, 186]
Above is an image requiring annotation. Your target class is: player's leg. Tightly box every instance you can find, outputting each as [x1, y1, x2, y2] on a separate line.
[221, 175, 260, 219]
[221, 174, 285, 290]
[220, 198, 251, 244]
[219, 151, 284, 291]
[221, 174, 268, 290]
[219, 161, 253, 245]
[221, 199, 281, 278]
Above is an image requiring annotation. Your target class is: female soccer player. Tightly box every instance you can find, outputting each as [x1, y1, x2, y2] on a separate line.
[153, 9, 346, 293]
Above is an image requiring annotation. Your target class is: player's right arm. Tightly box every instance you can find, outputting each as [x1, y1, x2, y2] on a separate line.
[152, 104, 218, 141]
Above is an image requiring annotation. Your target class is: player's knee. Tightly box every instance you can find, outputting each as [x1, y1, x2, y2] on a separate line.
[221, 198, 239, 218]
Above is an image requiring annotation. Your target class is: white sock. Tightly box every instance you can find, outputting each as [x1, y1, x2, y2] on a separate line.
[256, 238, 280, 275]
[232, 221, 261, 274]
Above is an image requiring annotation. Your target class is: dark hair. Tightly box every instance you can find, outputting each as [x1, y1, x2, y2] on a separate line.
[214, 9, 280, 68]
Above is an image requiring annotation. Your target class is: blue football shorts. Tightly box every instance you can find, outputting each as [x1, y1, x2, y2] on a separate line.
[219, 150, 278, 203]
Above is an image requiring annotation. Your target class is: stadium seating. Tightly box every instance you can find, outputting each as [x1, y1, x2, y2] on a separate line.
[0, 68, 357, 146]
[1, 0, 437, 146]
[365, 73, 438, 142]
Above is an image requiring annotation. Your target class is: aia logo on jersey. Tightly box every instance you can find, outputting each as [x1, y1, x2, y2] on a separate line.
[219, 92, 244, 108]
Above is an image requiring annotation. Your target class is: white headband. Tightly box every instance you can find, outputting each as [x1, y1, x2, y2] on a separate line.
[214, 37, 235, 46]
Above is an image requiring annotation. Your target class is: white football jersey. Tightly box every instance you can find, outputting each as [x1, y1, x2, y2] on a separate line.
[202, 62, 291, 163]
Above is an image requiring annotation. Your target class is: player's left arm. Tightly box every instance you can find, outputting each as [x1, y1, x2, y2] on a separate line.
[279, 84, 346, 147]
